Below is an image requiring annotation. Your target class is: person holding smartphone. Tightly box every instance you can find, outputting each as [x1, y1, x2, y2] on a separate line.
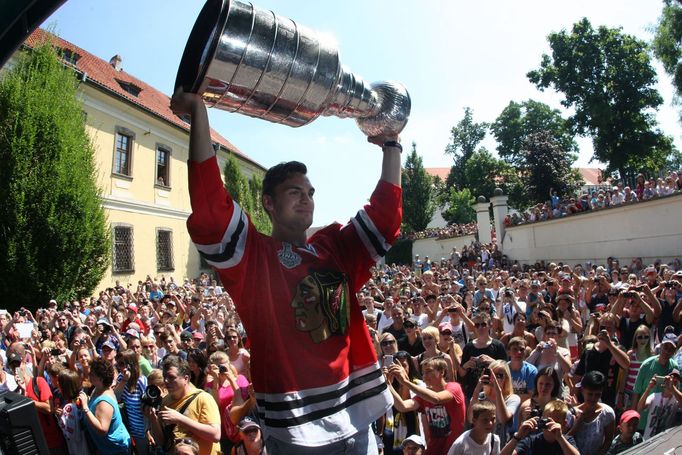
[387, 357, 465, 454]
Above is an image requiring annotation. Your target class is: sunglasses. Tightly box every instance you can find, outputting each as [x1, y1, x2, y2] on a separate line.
[380, 340, 396, 346]
[636, 335, 650, 340]
[403, 324, 415, 329]
[226, 336, 238, 340]
[440, 331, 452, 336]
[475, 323, 488, 328]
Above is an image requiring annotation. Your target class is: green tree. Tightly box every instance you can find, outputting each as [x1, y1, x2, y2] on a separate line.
[519, 132, 584, 206]
[653, 0, 682, 104]
[442, 188, 476, 224]
[528, 18, 673, 178]
[444, 107, 488, 189]
[0, 42, 109, 310]
[223, 155, 272, 234]
[490, 99, 577, 167]
[401, 142, 434, 233]
[462, 148, 522, 203]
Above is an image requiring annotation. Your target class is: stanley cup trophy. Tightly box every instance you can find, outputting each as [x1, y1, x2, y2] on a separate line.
[175, 0, 411, 137]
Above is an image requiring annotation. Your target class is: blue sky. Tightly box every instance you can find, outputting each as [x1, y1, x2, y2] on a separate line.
[44, 0, 681, 226]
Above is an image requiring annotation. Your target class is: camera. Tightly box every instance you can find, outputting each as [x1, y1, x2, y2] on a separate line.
[219, 365, 228, 374]
[141, 384, 163, 409]
[448, 307, 457, 313]
[50, 349, 61, 356]
[665, 281, 675, 289]
[623, 291, 634, 298]
[538, 417, 550, 430]
[530, 408, 541, 418]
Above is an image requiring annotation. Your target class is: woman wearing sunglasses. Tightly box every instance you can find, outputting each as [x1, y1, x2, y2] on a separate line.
[620, 325, 654, 410]
[468, 359, 520, 446]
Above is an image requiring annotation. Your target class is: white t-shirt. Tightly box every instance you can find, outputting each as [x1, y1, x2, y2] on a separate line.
[447, 429, 500, 455]
[644, 392, 680, 439]
[501, 301, 526, 334]
[573, 404, 616, 454]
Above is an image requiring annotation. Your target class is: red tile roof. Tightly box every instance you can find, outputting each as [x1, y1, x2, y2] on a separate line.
[25, 29, 260, 168]
[425, 167, 450, 181]
[578, 167, 606, 186]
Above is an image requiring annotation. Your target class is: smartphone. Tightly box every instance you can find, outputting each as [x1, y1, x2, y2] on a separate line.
[383, 355, 394, 368]
[655, 375, 666, 386]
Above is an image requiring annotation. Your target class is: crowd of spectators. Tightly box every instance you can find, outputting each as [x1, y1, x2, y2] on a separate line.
[362, 251, 682, 454]
[506, 171, 682, 227]
[3, 250, 682, 454]
[403, 222, 478, 241]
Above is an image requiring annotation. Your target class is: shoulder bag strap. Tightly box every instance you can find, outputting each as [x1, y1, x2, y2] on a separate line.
[163, 391, 202, 449]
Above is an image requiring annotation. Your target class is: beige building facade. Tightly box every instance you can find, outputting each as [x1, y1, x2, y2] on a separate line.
[23, 30, 266, 291]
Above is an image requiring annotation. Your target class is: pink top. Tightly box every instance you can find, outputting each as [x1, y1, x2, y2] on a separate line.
[205, 375, 250, 441]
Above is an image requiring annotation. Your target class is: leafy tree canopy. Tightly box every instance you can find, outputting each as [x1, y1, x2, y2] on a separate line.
[518, 132, 584, 207]
[442, 188, 476, 225]
[528, 18, 673, 178]
[490, 99, 577, 167]
[401, 142, 434, 233]
[653, 0, 682, 103]
[0, 41, 109, 310]
[444, 107, 488, 190]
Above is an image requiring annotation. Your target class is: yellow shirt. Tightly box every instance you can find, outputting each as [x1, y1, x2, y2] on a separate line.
[162, 385, 221, 455]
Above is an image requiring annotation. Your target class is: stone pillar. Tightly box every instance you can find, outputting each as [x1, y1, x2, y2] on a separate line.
[490, 188, 509, 250]
[475, 196, 492, 244]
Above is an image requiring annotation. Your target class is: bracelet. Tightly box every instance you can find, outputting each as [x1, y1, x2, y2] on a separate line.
[512, 432, 521, 441]
[382, 140, 402, 152]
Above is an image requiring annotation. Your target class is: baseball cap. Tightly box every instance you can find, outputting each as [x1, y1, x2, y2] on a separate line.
[48, 299, 57, 306]
[402, 434, 426, 449]
[127, 304, 138, 313]
[661, 333, 677, 347]
[124, 329, 139, 339]
[438, 322, 453, 334]
[180, 331, 192, 342]
[644, 266, 657, 275]
[238, 417, 261, 431]
[102, 339, 117, 351]
[96, 317, 112, 327]
[192, 331, 205, 340]
[620, 409, 640, 425]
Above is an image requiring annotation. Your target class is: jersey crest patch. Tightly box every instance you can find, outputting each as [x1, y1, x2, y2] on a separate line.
[278, 242, 302, 269]
[292, 270, 350, 344]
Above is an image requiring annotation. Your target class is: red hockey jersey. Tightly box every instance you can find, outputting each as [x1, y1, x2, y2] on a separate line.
[186, 156, 402, 446]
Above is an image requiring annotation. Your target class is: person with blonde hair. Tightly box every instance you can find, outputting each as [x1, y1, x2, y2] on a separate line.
[416, 325, 455, 381]
[501, 399, 579, 455]
[388, 357, 466, 454]
[620, 325, 654, 410]
[469, 359, 521, 446]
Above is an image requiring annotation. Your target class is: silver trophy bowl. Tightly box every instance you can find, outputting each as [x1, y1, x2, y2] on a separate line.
[175, 0, 410, 137]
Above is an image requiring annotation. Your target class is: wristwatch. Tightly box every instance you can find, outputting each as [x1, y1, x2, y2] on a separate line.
[512, 432, 521, 441]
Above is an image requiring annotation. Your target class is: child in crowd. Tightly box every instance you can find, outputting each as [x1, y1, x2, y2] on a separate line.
[606, 410, 643, 454]
[56, 369, 91, 455]
[448, 401, 500, 455]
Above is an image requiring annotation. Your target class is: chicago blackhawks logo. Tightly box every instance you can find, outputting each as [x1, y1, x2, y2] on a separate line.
[291, 270, 350, 343]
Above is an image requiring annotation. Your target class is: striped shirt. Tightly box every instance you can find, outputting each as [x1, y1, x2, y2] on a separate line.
[120, 376, 147, 438]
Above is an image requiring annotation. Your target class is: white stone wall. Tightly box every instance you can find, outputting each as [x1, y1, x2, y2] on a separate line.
[501, 193, 682, 265]
[413, 235, 478, 262]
